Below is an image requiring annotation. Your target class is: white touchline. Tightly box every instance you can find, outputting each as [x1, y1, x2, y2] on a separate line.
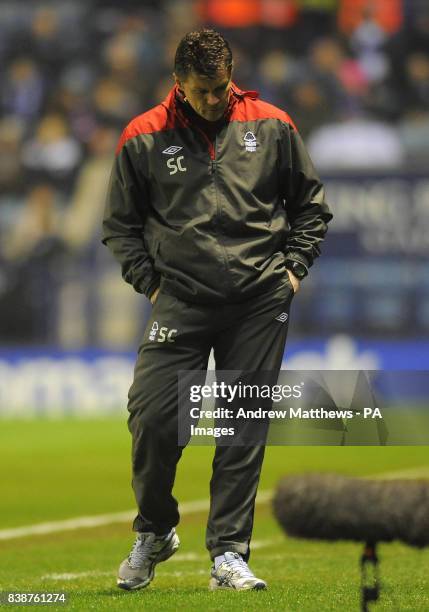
[0, 490, 272, 541]
[1, 467, 428, 541]
[370, 466, 429, 480]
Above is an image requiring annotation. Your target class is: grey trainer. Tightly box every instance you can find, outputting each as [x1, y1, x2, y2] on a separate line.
[117, 528, 180, 590]
[209, 551, 267, 591]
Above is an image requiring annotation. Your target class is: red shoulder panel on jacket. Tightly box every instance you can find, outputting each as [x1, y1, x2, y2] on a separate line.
[230, 96, 297, 131]
[115, 104, 178, 155]
[116, 86, 298, 154]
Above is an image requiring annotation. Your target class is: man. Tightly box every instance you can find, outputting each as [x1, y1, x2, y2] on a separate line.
[102, 28, 332, 592]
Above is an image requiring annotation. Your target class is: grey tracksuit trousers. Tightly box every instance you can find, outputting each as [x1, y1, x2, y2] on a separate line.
[127, 275, 293, 560]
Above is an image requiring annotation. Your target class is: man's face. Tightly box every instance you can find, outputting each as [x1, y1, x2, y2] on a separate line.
[175, 68, 232, 122]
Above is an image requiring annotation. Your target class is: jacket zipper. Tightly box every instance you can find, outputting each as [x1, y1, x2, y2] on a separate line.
[193, 127, 231, 283]
[211, 134, 232, 283]
[193, 125, 216, 162]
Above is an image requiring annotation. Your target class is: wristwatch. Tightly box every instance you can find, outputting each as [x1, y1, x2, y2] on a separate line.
[285, 260, 308, 280]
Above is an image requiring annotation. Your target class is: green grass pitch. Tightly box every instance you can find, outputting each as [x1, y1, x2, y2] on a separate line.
[1, 420, 429, 610]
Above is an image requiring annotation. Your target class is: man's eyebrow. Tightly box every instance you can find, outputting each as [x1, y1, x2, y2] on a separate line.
[192, 82, 229, 92]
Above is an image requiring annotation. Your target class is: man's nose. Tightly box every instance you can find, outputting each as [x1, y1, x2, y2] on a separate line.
[206, 93, 220, 106]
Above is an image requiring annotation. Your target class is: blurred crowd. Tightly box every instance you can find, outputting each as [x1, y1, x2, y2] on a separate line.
[0, 0, 428, 344]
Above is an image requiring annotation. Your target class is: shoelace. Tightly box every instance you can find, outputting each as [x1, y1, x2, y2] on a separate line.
[221, 554, 255, 581]
[128, 533, 157, 569]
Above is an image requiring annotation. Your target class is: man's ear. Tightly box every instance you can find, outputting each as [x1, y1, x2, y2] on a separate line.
[173, 73, 183, 92]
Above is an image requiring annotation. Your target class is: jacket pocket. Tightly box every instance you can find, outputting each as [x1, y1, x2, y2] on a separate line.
[278, 272, 295, 295]
[151, 239, 161, 270]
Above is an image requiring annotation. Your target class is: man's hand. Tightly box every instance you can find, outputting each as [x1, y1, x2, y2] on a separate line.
[287, 269, 300, 294]
[150, 287, 160, 304]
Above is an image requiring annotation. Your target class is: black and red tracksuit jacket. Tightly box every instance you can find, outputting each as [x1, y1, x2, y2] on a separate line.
[102, 83, 332, 304]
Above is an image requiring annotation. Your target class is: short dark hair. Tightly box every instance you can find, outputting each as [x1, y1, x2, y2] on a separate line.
[174, 29, 233, 80]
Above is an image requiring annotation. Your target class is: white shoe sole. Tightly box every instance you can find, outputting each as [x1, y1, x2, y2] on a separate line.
[208, 577, 267, 591]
